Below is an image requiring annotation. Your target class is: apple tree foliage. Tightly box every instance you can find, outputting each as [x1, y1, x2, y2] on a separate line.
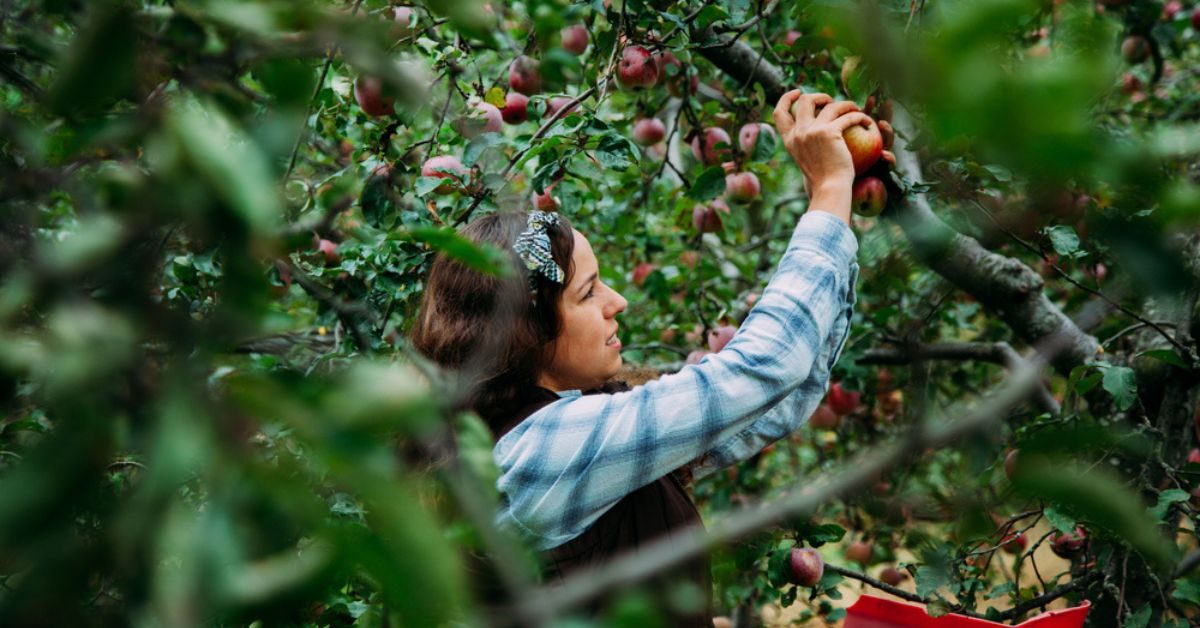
[2, 0, 1200, 626]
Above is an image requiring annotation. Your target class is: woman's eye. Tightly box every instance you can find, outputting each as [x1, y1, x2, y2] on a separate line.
[584, 287, 595, 299]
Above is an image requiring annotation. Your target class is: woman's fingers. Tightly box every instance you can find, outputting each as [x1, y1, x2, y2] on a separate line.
[815, 100, 860, 124]
[772, 89, 804, 135]
[831, 111, 874, 133]
[791, 93, 833, 125]
[881, 150, 897, 167]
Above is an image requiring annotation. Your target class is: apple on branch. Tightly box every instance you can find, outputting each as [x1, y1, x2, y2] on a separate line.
[501, 93, 529, 124]
[354, 76, 395, 118]
[632, 118, 666, 146]
[509, 56, 542, 95]
[421, 155, 468, 194]
[691, 127, 732, 166]
[789, 548, 824, 587]
[617, 45, 658, 89]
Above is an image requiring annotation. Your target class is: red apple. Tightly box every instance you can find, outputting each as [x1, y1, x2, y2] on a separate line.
[725, 172, 761, 203]
[354, 76, 394, 117]
[317, 238, 340, 264]
[846, 541, 873, 565]
[707, 324, 737, 352]
[1001, 532, 1027, 555]
[532, 186, 557, 211]
[1121, 36, 1150, 64]
[808, 404, 840, 430]
[633, 118, 667, 145]
[691, 127, 733, 166]
[789, 548, 824, 587]
[679, 250, 699, 268]
[393, 6, 415, 39]
[851, 177, 888, 217]
[509, 56, 541, 95]
[501, 92, 529, 124]
[738, 122, 777, 156]
[1188, 448, 1200, 465]
[546, 96, 577, 118]
[685, 349, 711, 365]
[455, 102, 503, 138]
[1050, 527, 1088, 559]
[632, 262, 656, 287]
[692, 199, 729, 233]
[617, 45, 658, 89]
[421, 155, 468, 193]
[1004, 449, 1020, 480]
[827, 382, 861, 415]
[844, 121, 884, 174]
[561, 25, 589, 55]
[659, 328, 677, 344]
[784, 30, 803, 48]
[879, 566, 908, 587]
[1192, 6, 1200, 29]
[1164, 0, 1182, 20]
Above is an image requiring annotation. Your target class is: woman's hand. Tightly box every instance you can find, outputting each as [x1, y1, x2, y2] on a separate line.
[773, 90, 873, 193]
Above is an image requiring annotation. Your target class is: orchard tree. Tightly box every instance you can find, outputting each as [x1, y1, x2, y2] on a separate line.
[2, 0, 1200, 626]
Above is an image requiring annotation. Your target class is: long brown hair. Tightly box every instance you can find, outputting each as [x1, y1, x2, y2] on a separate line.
[410, 211, 575, 434]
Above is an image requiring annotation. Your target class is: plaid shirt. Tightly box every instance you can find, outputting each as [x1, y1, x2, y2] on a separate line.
[494, 211, 859, 550]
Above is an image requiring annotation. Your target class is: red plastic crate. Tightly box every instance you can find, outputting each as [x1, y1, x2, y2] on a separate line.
[844, 595, 1090, 628]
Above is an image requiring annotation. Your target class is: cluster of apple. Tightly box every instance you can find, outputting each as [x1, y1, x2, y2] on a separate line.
[786, 82, 896, 218]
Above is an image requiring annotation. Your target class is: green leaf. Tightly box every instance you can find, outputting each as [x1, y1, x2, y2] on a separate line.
[594, 132, 637, 171]
[1171, 578, 1200, 607]
[1148, 489, 1189, 521]
[1125, 605, 1152, 628]
[166, 97, 282, 233]
[405, 227, 507, 275]
[463, 133, 505, 167]
[1043, 507, 1077, 534]
[752, 127, 778, 161]
[689, 166, 727, 201]
[693, 4, 730, 30]
[1012, 462, 1176, 571]
[915, 565, 950, 599]
[1141, 349, 1189, 369]
[47, 2, 137, 117]
[1099, 365, 1138, 411]
[1044, 225, 1086, 259]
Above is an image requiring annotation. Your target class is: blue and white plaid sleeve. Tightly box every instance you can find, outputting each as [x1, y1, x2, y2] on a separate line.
[691, 259, 858, 478]
[493, 211, 859, 550]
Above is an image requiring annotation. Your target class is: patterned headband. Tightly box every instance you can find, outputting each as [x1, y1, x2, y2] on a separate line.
[512, 210, 565, 294]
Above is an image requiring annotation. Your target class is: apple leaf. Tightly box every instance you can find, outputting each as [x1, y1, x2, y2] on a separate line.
[1147, 489, 1189, 521]
[752, 128, 778, 161]
[1140, 349, 1189, 368]
[689, 166, 727, 201]
[915, 565, 951, 599]
[1125, 605, 1152, 628]
[404, 227, 507, 276]
[1172, 578, 1200, 607]
[1045, 225, 1086, 260]
[1043, 507, 1076, 534]
[1012, 462, 1176, 571]
[1099, 365, 1137, 411]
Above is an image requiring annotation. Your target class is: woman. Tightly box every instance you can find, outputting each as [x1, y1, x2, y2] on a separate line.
[411, 90, 870, 625]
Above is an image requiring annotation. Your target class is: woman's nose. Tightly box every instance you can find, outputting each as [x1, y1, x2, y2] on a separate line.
[608, 287, 627, 317]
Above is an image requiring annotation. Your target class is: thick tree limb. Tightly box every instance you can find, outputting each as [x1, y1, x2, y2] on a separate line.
[696, 35, 1100, 376]
[860, 341, 1060, 415]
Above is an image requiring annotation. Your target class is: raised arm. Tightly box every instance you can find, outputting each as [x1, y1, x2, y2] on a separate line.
[690, 259, 857, 479]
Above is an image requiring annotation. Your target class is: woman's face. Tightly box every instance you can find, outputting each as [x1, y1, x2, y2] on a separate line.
[538, 229, 628, 392]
